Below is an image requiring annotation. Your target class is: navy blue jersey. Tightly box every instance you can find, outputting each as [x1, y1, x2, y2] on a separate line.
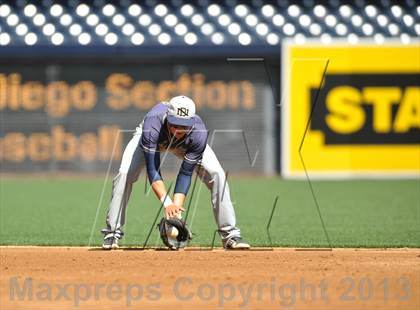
[140, 102, 208, 194]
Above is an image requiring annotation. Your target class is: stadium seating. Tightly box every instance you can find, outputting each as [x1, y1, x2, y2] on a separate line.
[0, 0, 418, 48]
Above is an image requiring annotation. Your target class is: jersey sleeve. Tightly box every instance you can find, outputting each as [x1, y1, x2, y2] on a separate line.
[140, 115, 161, 153]
[141, 115, 163, 183]
[174, 130, 208, 194]
[184, 130, 208, 164]
[144, 151, 162, 183]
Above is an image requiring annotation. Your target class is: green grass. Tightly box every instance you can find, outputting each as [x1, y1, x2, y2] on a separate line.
[0, 176, 419, 248]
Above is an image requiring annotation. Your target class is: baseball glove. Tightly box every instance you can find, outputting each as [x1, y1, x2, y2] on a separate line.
[158, 217, 192, 250]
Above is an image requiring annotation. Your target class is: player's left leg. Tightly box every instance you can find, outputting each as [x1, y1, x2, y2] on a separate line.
[195, 144, 250, 249]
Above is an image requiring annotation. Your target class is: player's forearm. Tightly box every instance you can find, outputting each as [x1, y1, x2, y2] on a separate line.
[151, 180, 170, 202]
[173, 193, 186, 208]
[153, 180, 185, 218]
[151, 180, 185, 207]
[174, 161, 194, 195]
[143, 151, 163, 184]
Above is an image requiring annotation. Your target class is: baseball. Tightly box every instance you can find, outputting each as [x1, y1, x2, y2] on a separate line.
[167, 227, 179, 239]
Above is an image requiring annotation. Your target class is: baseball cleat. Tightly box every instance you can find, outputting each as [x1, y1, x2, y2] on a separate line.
[111, 238, 119, 249]
[101, 229, 123, 250]
[102, 233, 118, 250]
[224, 237, 250, 250]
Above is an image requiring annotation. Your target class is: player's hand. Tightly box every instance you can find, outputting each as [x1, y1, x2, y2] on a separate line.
[165, 204, 185, 219]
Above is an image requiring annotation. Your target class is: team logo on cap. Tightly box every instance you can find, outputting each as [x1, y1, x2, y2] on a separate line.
[177, 107, 189, 117]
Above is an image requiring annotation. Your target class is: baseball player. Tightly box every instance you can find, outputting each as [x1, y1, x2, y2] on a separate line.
[101, 95, 250, 250]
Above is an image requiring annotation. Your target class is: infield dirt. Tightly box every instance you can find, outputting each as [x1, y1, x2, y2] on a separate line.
[0, 247, 419, 310]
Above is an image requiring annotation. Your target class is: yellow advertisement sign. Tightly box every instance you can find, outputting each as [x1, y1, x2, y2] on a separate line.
[281, 40, 420, 178]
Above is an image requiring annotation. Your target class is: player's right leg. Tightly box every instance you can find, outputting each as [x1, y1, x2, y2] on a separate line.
[102, 129, 145, 249]
[196, 144, 250, 250]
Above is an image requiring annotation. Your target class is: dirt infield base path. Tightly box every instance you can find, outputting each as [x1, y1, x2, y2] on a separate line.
[0, 247, 419, 310]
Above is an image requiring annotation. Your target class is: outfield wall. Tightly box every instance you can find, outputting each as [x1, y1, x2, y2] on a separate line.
[0, 58, 277, 174]
[1, 41, 419, 177]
